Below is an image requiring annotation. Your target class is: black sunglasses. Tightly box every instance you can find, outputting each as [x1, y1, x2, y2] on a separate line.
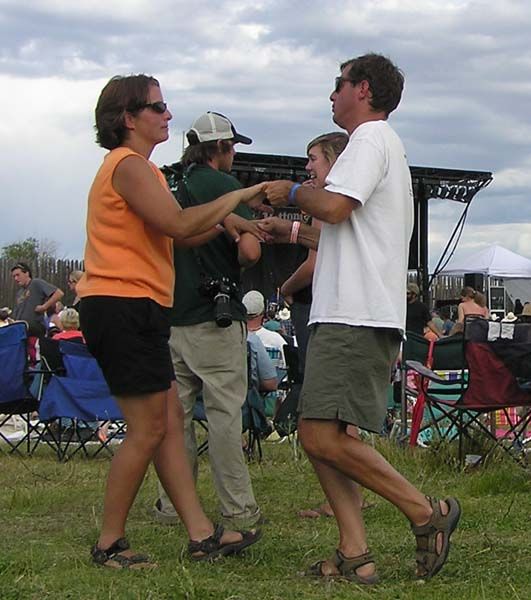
[129, 101, 168, 114]
[334, 76, 355, 93]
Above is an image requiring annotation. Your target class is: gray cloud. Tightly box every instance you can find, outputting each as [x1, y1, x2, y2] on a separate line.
[1, 0, 530, 266]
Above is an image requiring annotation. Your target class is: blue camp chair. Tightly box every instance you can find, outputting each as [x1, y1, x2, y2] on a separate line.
[39, 341, 125, 461]
[0, 322, 50, 454]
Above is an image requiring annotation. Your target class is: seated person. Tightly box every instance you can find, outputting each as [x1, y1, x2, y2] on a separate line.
[246, 333, 278, 394]
[243, 290, 287, 371]
[46, 301, 65, 336]
[0, 306, 14, 327]
[52, 308, 85, 342]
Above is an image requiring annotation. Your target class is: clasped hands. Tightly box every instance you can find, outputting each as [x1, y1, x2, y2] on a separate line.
[234, 180, 299, 244]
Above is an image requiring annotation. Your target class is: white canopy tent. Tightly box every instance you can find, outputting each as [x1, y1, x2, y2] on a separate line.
[439, 245, 531, 310]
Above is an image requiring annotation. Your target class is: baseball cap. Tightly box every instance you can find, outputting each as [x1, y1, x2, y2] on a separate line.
[186, 112, 252, 145]
[242, 290, 265, 317]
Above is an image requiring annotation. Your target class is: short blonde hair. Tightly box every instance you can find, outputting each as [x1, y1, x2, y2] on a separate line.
[60, 308, 80, 330]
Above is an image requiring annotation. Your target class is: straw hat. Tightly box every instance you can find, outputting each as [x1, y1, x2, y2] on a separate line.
[520, 303, 531, 317]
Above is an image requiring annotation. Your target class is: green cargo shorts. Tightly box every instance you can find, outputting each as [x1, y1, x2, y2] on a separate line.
[299, 323, 401, 433]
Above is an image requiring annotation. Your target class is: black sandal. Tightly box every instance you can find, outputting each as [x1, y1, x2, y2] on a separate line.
[91, 537, 156, 569]
[188, 524, 262, 562]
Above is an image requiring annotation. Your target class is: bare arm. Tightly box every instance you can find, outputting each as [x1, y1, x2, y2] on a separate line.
[35, 288, 64, 314]
[258, 217, 321, 250]
[113, 156, 264, 242]
[281, 219, 321, 297]
[264, 180, 359, 224]
[457, 303, 465, 324]
[238, 233, 261, 268]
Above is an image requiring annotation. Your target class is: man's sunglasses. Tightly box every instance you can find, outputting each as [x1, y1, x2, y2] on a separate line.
[334, 76, 355, 93]
[129, 101, 168, 114]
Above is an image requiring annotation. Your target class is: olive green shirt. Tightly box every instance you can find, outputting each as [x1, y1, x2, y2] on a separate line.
[170, 165, 252, 326]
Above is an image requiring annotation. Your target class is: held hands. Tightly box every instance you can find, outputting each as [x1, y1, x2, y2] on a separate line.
[263, 180, 294, 207]
[257, 216, 293, 244]
[237, 182, 272, 213]
[34, 304, 46, 314]
[223, 214, 267, 243]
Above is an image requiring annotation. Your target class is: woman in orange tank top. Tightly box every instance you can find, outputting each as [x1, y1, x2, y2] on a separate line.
[82, 75, 265, 569]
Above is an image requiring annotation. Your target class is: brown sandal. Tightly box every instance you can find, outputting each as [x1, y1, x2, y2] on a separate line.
[91, 538, 156, 569]
[188, 524, 262, 562]
[411, 496, 461, 579]
[307, 549, 379, 585]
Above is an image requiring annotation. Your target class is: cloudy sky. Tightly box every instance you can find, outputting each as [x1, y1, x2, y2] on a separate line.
[2, 0, 531, 269]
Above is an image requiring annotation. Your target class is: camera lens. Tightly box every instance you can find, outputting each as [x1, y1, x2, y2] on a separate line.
[214, 292, 232, 328]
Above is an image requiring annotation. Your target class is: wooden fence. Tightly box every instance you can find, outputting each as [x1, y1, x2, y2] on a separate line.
[1, 255, 475, 313]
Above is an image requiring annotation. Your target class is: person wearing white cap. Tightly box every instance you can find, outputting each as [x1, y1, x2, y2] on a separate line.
[242, 290, 287, 370]
[153, 112, 263, 529]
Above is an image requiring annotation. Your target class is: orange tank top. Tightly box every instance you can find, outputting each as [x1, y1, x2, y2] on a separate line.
[77, 147, 174, 307]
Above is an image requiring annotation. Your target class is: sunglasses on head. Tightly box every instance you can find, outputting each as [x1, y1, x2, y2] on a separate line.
[130, 101, 168, 114]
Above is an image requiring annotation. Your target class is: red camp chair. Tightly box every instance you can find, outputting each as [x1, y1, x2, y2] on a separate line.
[405, 318, 531, 466]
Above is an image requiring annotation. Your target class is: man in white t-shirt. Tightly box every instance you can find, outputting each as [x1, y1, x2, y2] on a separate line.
[263, 53, 460, 583]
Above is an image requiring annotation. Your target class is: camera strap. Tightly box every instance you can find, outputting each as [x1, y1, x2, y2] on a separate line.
[175, 165, 210, 280]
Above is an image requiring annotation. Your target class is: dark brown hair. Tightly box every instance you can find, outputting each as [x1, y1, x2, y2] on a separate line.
[181, 139, 233, 167]
[95, 74, 159, 150]
[341, 53, 404, 116]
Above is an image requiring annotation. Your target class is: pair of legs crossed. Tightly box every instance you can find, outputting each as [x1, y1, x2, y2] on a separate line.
[298, 324, 455, 579]
[98, 381, 249, 556]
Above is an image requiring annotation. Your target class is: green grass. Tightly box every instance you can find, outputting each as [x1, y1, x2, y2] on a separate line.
[1, 438, 530, 599]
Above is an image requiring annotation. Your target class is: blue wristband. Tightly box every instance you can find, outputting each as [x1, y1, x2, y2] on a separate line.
[288, 183, 301, 206]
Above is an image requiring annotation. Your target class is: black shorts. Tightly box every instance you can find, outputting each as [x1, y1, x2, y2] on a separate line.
[79, 296, 174, 397]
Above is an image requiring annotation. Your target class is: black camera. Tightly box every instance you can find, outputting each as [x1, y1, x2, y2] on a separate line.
[199, 276, 239, 328]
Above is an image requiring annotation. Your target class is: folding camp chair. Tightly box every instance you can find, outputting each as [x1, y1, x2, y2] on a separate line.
[400, 332, 464, 444]
[406, 318, 531, 466]
[274, 344, 302, 438]
[39, 341, 126, 461]
[0, 322, 48, 455]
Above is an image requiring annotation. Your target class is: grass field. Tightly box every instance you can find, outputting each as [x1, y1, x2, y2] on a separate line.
[1, 437, 530, 599]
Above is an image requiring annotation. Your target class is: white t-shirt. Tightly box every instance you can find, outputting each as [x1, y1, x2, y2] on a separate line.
[254, 327, 287, 368]
[309, 120, 413, 333]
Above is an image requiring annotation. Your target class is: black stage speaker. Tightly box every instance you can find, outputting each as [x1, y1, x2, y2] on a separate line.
[464, 273, 484, 293]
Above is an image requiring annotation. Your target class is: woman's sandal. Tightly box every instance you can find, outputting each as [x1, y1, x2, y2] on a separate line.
[91, 537, 156, 569]
[411, 496, 461, 579]
[188, 524, 262, 562]
[307, 549, 380, 585]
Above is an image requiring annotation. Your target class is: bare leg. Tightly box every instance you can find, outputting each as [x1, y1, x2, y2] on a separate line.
[309, 456, 376, 578]
[97, 389, 169, 551]
[98, 385, 250, 553]
[299, 425, 366, 519]
[299, 419, 432, 525]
